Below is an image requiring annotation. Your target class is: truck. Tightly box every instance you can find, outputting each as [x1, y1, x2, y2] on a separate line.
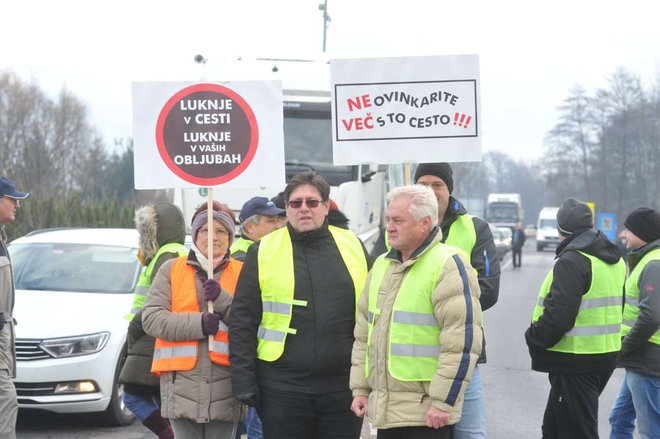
[485, 193, 524, 232]
[173, 87, 405, 252]
[536, 206, 560, 251]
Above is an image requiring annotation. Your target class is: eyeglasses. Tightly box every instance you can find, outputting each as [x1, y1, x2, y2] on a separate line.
[287, 198, 322, 209]
[199, 227, 230, 236]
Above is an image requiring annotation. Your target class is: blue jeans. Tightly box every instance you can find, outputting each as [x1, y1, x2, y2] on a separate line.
[123, 391, 161, 422]
[609, 369, 660, 439]
[455, 365, 487, 439]
[235, 407, 263, 438]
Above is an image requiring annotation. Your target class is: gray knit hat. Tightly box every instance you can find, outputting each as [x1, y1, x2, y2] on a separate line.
[557, 198, 593, 236]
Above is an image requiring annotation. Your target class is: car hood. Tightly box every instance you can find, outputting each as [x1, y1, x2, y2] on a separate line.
[13, 289, 131, 339]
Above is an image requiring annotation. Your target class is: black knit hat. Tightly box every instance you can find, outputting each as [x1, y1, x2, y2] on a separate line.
[557, 198, 593, 236]
[413, 163, 454, 193]
[624, 207, 660, 243]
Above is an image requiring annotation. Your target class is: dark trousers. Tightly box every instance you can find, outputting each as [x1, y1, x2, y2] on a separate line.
[542, 370, 614, 439]
[256, 386, 362, 439]
[377, 425, 454, 439]
[512, 248, 522, 267]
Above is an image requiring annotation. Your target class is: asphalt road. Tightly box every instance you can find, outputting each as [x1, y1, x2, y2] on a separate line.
[17, 239, 636, 438]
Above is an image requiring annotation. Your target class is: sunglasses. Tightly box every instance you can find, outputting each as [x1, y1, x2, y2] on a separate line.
[288, 198, 322, 209]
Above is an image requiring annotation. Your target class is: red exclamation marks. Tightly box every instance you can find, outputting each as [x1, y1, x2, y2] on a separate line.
[454, 113, 472, 129]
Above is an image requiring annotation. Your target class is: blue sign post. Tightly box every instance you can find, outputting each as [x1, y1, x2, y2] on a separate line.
[597, 213, 617, 241]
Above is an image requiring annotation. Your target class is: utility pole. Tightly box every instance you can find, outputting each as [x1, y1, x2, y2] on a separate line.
[319, 0, 330, 52]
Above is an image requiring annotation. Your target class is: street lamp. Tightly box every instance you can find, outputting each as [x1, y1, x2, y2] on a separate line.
[318, 1, 331, 52]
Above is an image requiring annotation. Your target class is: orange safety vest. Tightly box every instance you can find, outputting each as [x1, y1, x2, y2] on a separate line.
[151, 256, 242, 373]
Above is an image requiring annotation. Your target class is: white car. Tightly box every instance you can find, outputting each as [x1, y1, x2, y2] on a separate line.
[9, 228, 141, 425]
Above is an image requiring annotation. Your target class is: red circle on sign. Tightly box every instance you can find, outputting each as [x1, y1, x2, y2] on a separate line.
[155, 83, 259, 186]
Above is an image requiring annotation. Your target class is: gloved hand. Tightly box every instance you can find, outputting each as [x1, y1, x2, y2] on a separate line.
[235, 392, 259, 407]
[201, 311, 221, 335]
[202, 279, 221, 302]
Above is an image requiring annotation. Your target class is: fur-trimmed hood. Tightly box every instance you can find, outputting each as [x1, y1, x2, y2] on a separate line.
[135, 203, 186, 264]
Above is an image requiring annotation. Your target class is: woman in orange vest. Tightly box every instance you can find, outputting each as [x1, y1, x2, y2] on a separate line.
[143, 201, 243, 439]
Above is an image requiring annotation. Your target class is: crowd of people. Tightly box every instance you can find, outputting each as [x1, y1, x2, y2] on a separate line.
[1, 167, 659, 439]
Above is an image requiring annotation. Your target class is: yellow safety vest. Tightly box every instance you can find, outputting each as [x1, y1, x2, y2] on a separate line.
[532, 251, 626, 354]
[622, 248, 660, 345]
[366, 242, 464, 381]
[126, 242, 188, 321]
[444, 214, 477, 256]
[256, 226, 368, 361]
[230, 237, 254, 257]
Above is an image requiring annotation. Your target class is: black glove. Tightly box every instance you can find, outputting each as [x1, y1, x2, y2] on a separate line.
[201, 311, 221, 335]
[202, 279, 221, 302]
[235, 392, 259, 407]
[0, 313, 4, 332]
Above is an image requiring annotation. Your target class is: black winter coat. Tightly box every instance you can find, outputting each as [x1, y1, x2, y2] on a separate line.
[229, 221, 370, 396]
[525, 229, 624, 374]
[118, 309, 159, 395]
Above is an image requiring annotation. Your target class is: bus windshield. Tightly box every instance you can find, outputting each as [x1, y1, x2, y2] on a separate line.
[283, 101, 356, 186]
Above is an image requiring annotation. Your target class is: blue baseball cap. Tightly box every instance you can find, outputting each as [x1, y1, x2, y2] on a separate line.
[0, 177, 29, 200]
[239, 197, 285, 223]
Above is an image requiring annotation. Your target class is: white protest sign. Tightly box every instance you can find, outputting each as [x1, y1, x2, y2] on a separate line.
[331, 55, 481, 165]
[132, 81, 284, 189]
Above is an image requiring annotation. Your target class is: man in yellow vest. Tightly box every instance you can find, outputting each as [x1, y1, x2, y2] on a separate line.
[414, 162, 499, 439]
[230, 196, 284, 262]
[351, 184, 483, 439]
[229, 171, 370, 439]
[609, 207, 660, 439]
[526, 198, 626, 439]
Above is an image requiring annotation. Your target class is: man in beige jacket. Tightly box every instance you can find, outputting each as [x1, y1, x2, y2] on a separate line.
[350, 185, 483, 439]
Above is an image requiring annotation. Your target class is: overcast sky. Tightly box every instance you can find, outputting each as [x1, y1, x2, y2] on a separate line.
[2, 0, 659, 162]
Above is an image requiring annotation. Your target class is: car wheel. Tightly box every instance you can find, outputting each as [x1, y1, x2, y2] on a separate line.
[101, 345, 135, 426]
[537, 243, 544, 252]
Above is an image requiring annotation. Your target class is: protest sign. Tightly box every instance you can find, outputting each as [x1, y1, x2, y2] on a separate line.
[331, 55, 481, 165]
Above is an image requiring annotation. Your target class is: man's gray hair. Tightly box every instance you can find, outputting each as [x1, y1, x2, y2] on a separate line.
[387, 185, 438, 225]
[239, 214, 261, 234]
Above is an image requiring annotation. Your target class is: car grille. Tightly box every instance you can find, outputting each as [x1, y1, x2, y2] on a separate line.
[15, 381, 59, 397]
[15, 339, 52, 361]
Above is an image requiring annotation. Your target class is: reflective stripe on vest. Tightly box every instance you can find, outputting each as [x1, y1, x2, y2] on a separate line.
[444, 214, 477, 256]
[256, 225, 368, 362]
[622, 248, 660, 345]
[367, 242, 460, 381]
[230, 237, 254, 257]
[126, 242, 188, 321]
[532, 251, 626, 354]
[151, 256, 242, 373]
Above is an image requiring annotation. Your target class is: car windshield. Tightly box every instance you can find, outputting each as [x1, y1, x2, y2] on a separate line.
[9, 243, 140, 294]
[539, 219, 557, 229]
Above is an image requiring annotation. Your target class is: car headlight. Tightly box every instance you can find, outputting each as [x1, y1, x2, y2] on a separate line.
[40, 332, 110, 358]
